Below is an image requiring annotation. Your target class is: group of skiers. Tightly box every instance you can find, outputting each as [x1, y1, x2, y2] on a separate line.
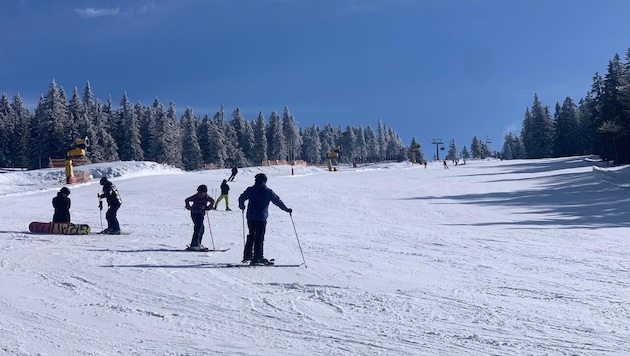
[184, 172, 292, 265]
[52, 176, 122, 234]
[52, 167, 292, 265]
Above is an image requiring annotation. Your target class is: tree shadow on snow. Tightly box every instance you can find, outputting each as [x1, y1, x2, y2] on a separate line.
[406, 168, 630, 229]
[89, 248, 190, 253]
[454, 157, 594, 178]
[102, 263, 239, 269]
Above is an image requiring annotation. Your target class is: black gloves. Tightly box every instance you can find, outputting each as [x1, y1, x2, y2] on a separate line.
[287, 208, 293, 214]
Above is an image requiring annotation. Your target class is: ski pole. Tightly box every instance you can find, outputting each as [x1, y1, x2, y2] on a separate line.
[289, 213, 307, 268]
[241, 210, 246, 245]
[98, 197, 104, 232]
[206, 213, 216, 250]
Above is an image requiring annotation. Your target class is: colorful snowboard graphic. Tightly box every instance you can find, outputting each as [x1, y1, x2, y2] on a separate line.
[29, 222, 91, 235]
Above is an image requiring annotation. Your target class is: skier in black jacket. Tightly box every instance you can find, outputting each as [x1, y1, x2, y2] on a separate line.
[238, 173, 292, 265]
[98, 177, 123, 234]
[214, 179, 231, 211]
[228, 166, 238, 181]
[52, 187, 71, 223]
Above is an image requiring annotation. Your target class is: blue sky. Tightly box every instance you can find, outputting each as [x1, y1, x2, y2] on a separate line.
[2, 0, 630, 153]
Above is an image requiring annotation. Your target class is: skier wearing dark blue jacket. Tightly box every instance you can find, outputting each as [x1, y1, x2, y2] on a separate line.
[238, 173, 292, 264]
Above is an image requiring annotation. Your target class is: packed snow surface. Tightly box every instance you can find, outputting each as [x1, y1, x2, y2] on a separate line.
[1, 157, 629, 355]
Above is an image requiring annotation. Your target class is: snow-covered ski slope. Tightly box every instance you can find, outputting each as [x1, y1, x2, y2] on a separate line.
[1, 157, 629, 355]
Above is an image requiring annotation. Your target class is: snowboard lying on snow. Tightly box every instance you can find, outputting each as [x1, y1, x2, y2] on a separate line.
[29, 222, 91, 235]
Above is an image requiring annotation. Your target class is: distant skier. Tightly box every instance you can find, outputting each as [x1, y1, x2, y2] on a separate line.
[227, 166, 238, 182]
[238, 173, 292, 265]
[52, 187, 71, 223]
[443, 160, 449, 169]
[214, 179, 231, 211]
[98, 177, 123, 234]
[185, 184, 215, 251]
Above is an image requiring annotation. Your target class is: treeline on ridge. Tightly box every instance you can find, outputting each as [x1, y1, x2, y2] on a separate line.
[0, 80, 412, 170]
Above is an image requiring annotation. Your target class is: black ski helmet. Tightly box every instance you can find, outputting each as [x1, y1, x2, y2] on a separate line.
[254, 173, 267, 184]
[197, 184, 208, 193]
[100, 177, 109, 185]
[60, 187, 71, 195]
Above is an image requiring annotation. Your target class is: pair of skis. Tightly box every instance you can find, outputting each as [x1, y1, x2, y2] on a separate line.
[184, 248, 301, 267]
[223, 262, 303, 268]
[185, 246, 230, 252]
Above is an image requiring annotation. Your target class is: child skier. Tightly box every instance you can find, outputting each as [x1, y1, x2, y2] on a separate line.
[98, 177, 123, 234]
[185, 184, 215, 251]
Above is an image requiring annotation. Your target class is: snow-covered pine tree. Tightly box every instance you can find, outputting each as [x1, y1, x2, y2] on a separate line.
[116, 93, 138, 161]
[461, 145, 471, 160]
[242, 120, 256, 165]
[470, 136, 482, 159]
[252, 111, 268, 165]
[446, 139, 458, 161]
[521, 94, 554, 158]
[282, 106, 302, 162]
[354, 126, 368, 163]
[138, 103, 154, 160]
[300, 125, 321, 163]
[80, 81, 103, 162]
[266, 110, 286, 161]
[0, 94, 15, 166]
[377, 119, 387, 161]
[206, 108, 228, 167]
[68, 88, 84, 141]
[11, 94, 32, 168]
[318, 124, 337, 162]
[181, 107, 202, 170]
[340, 125, 357, 164]
[211, 106, 242, 168]
[553, 97, 582, 157]
[90, 99, 119, 163]
[197, 114, 212, 164]
[149, 101, 183, 168]
[364, 125, 378, 162]
[385, 128, 407, 161]
[33, 80, 72, 165]
[117, 95, 144, 161]
[230, 108, 253, 167]
[502, 134, 514, 160]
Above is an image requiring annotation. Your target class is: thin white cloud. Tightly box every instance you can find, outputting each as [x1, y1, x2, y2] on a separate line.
[75, 7, 120, 18]
[136, 3, 156, 14]
[75, 2, 156, 19]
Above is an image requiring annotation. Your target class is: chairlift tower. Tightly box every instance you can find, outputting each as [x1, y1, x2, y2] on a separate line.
[432, 139, 444, 161]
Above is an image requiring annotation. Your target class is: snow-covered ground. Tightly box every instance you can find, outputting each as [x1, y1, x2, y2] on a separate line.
[1, 156, 629, 356]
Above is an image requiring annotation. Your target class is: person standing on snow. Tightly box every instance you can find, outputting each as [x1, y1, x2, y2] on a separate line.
[228, 166, 238, 182]
[185, 184, 215, 251]
[214, 179, 231, 211]
[52, 187, 72, 223]
[238, 173, 292, 265]
[98, 177, 123, 234]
